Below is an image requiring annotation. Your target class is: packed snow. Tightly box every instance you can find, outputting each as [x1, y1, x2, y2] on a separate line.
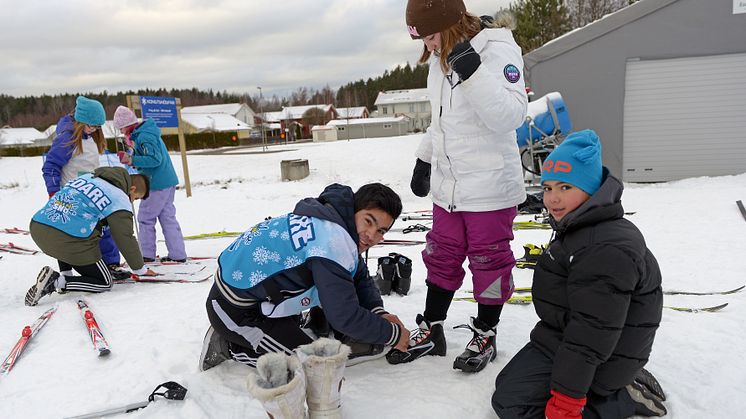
[0, 135, 744, 418]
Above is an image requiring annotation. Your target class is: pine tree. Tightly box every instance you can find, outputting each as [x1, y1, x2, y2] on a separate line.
[509, 0, 572, 53]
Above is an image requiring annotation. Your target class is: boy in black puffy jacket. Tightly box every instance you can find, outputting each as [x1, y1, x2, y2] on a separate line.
[492, 130, 667, 419]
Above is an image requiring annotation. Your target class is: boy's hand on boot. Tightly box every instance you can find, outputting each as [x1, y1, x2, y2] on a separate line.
[394, 327, 410, 352]
[381, 313, 404, 327]
[143, 268, 158, 276]
[545, 390, 586, 419]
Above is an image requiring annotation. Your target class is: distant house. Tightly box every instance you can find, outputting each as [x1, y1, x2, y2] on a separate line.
[374, 89, 430, 132]
[262, 105, 338, 139]
[181, 103, 256, 126]
[523, 0, 746, 182]
[179, 113, 252, 135]
[327, 116, 410, 140]
[180, 103, 255, 139]
[336, 107, 369, 119]
[0, 127, 47, 148]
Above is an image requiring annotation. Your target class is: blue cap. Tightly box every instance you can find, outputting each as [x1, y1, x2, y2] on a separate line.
[541, 129, 603, 195]
[74, 96, 106, 126]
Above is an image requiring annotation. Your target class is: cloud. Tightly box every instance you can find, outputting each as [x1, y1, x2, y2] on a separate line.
[0, 0, 513, 97]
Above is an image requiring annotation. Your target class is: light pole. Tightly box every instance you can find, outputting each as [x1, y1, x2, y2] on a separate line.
[257, 86, 266, 151]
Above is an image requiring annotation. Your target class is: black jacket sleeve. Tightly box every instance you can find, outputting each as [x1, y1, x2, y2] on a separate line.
[352, 256, 387, 315]
[310, 258, 400, 346]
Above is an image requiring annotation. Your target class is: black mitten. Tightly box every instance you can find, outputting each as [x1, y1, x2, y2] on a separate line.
[410, 159, 431, 197]
[447, 41, 481, 82]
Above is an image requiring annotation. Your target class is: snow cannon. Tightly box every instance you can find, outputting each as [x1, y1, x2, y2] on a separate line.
[515, 92, 572, 148]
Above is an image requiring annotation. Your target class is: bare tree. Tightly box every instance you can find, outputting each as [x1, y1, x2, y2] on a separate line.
[566, 0, 638, 28]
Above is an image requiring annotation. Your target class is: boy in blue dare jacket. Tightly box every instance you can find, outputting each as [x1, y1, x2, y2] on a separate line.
[491, 130, 667, 419]
[199, 183, 411, 372]
[26, 167, 157, 306]
[42, 96, 127, 279]
[113, 106, 187, 263]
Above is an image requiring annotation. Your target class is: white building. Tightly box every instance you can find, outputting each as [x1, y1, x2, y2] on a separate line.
[0, 127, 47, 148]
[327, 116, 409, 140]
[374, 89, 430, 132]
[336, 106, 369, 119]
[181, 103, 256, 126]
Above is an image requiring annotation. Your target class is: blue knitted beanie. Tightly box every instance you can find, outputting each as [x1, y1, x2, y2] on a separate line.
[541, 129, 603, 195]
[74, 96, 106, 126]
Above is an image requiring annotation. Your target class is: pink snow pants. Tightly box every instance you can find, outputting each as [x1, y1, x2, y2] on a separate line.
[422, 204, 517, 304]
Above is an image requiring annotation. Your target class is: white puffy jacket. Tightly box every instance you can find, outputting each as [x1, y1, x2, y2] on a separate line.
[415, 28, 527, 212]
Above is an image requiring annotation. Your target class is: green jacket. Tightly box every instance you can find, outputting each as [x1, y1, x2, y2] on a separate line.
[30, 167, 145, 269]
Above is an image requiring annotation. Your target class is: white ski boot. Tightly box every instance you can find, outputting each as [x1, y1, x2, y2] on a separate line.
[247, 352, 307, 419]
[296, 338, 351, 419]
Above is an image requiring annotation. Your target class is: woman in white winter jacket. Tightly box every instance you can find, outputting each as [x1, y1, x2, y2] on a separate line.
[387, 0, 527, 374]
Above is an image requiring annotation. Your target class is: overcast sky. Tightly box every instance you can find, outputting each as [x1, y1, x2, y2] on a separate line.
[1, 0, 514, 98]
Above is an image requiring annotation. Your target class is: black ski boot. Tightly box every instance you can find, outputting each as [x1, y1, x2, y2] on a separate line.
[390, 253, 412, 296]
[452, 317, 497, 373]
[386, 314, 446, 364]
[342, 336, 386, 366]
[107, 264, 132, 281]
[374, 256, 396, 295]
[624, 369, 667, 416]
[25, 266, 59, 306]
[198, 326, 232, 371]
[301, 306, 331, 339]
[634, 368, 667, 401]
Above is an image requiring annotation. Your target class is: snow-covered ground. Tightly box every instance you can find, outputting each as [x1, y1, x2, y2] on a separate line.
[0, 135, 744, 418]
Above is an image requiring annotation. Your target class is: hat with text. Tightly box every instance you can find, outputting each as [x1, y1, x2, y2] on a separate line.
[406, 0, 466, 39]
[541, 129, 603, 195]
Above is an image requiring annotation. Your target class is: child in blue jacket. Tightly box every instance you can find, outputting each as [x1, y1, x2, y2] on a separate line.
[113, 105, 186, 262]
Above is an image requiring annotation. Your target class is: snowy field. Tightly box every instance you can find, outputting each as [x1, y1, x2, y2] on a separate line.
[0, 134, 745, 418]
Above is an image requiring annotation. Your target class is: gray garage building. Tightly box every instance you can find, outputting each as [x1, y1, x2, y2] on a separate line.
[523, 0, 746, 181]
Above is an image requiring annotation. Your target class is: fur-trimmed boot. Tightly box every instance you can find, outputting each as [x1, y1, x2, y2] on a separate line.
[296, 338, 351, 419]
[247, 353, 307, 419]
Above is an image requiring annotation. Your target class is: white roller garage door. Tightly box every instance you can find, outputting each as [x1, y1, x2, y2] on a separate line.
[623, 52, 746, 182]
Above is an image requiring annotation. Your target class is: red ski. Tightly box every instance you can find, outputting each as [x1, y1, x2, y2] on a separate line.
[76, 299, 111, 356]
[1, 306, 57, 375]
[0, 242, 39, 255]
[1, 227, 30, 235]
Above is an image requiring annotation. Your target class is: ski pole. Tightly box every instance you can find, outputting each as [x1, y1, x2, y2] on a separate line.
[64, 381, 187, 419]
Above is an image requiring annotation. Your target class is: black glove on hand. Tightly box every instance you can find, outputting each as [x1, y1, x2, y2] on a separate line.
[410, 158, 431, 197]
[447, 41, 481, 82]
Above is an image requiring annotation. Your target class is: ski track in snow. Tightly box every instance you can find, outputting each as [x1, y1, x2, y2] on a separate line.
[1, 135, 745, 418]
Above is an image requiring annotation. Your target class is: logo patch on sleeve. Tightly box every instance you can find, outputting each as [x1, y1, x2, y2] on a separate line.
[503, 64, 521, 83]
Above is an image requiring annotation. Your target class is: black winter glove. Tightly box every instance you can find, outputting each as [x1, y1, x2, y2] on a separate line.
[410, 158, 431, 197]
[447, 41, 481, 82]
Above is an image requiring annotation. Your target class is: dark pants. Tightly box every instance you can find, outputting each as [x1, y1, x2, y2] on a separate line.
[99, 225, 121, 265]
[492, 343, 639, 419]
[205, 285, 312, 368]
[58, 259, 113, 293]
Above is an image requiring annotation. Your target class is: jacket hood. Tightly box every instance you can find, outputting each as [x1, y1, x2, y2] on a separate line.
[93, 167, 132, 194]
[551, 167, 625, 233]
[56, 114, 74, 136]
[133, 119, 161, 137]
[470, 27, 520, 55]
[293, 183, 359, 244]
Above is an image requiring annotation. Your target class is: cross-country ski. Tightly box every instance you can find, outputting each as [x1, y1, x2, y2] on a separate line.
[76, 299, 111, 357]
[1, 306, 57, 374]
